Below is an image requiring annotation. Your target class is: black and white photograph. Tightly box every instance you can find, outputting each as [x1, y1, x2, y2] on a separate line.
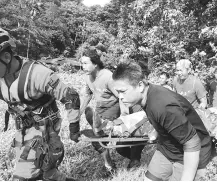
[1, 0, 217, 181]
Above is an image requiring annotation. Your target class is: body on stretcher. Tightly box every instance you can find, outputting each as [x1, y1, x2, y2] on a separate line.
[81, 107, 217, 148]
[196, 107, 217, 138]
[79, 111, 158, 149]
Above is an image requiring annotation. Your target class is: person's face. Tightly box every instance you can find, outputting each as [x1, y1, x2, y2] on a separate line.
[159, 74, 167, 85]
[81, 56, 96, 75]
[113, 79, 144, 108]
[0, 52, 10, 78]
[176, 65, 189, 80]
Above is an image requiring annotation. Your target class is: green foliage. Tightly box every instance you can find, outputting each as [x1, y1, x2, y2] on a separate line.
[60, 63, 78, 73]
[2, 0, 217, 76]
[3, 0, 217, 180]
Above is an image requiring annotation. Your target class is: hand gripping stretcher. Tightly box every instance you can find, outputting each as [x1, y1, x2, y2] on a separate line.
[79, 111, 157, 149]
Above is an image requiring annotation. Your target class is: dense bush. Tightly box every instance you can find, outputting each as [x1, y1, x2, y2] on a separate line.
[60, 63, 79, 73]
[2, 0, 217, 79]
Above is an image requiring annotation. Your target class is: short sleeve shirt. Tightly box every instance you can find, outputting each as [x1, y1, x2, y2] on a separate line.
[209, 80, 217, 107]
[143, 84, 211, 168]
[84, 69, 119, 119]
[173, 75, 207, 108]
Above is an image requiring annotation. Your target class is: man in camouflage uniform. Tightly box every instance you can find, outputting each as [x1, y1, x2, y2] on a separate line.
[0, 28, 80, 180]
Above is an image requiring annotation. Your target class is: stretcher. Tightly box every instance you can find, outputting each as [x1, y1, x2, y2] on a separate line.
[196, 107, 217, 138]
[79, 107, 217, 149]
[79, 129, 157, 149]
[79, 111, 157, 148]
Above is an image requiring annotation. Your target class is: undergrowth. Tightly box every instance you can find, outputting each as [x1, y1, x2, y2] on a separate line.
[0, 71, 217, 181]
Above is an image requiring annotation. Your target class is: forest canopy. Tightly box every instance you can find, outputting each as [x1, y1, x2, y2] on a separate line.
[1, 0, 217, 76]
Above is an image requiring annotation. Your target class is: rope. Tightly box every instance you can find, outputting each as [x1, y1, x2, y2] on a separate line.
[34, 111, 59, 123]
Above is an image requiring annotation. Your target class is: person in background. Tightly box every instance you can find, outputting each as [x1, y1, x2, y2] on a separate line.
[80, 46, 144, 171]
[173, 59, 207, 109]
[159, 71, 172, 90]
[208, 68, 217, 107]
[112, 61, 212, 181]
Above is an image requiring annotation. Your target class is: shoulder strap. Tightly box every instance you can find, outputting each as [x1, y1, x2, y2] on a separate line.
[128, 117, 148, 135]
[18, 61, 36, 104]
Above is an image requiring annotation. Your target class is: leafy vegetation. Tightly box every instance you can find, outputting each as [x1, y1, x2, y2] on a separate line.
[2, 0, 217, 180]
[2, 0, 217, 78]
[0, 72, 155, 181]
[0, 71, 217, 181]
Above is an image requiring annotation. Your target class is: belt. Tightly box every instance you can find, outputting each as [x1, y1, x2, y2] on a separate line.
[16, 111, 60, 130]
[35, 111, 60, 127]
[13, 112, 59, 160]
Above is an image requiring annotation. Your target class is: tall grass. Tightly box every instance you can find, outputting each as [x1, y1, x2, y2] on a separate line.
[0, 71, 217, 180]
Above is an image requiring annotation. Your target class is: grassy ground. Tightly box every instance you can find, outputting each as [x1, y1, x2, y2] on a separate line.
[0, 71, 217, 181]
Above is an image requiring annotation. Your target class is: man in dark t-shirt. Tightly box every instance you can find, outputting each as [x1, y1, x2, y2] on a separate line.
[112, 61, 212, 181]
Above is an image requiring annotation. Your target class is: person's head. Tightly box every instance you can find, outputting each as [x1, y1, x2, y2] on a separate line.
[176, 59, 192, 80]
[80, 46, 104, 75]
[0, 28, 16, 78]
[159, 71, 169, 85]
[112, 61, 149, 108]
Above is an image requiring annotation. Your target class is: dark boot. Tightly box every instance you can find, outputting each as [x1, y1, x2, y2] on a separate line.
[127, 159, 141, 169]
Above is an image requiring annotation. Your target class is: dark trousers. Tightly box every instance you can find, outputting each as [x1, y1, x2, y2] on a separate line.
[85, 107, 107, 154]
[85, 104, 144, 159]
[116, 143, 144, 161]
